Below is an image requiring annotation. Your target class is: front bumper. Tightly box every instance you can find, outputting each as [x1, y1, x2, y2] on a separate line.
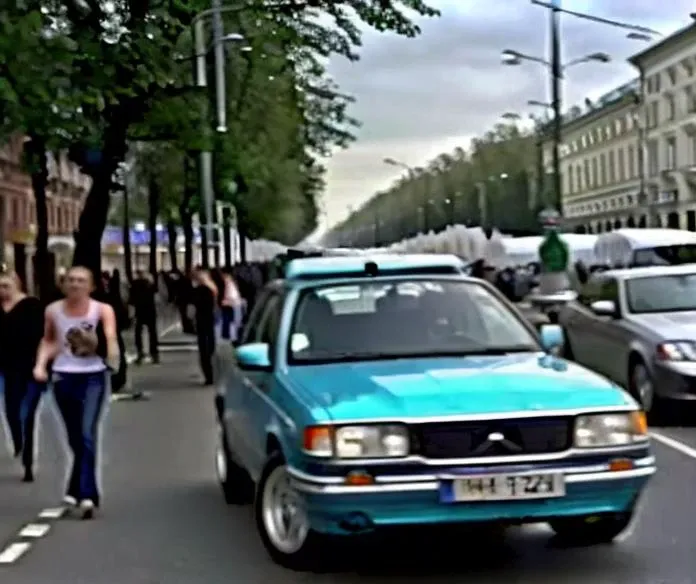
[654, 361, 696, 401]
[289, 455, 656, 535]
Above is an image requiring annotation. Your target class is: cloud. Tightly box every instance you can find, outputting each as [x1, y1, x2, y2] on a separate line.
[315, 0, 693, 236]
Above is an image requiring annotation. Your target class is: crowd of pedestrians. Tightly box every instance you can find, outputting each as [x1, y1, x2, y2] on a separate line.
[0, 260, 267, 519]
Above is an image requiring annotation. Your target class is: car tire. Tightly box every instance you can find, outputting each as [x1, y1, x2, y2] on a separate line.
[255, 452, 324, 571]
[216, 424, 253, 505]
[629, 359, 658, 416]
[549, 511, 634, 544]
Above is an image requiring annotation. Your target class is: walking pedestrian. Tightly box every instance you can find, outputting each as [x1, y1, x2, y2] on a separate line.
[220, 269, 243, 343]
[192, 268, 217, 385]
[0, 270, 44, 482]
[33, 266, 119, 518]
[129, 270, 159, 364]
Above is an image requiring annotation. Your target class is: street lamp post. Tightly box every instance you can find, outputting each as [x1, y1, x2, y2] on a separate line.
[501, 48, 610, 217]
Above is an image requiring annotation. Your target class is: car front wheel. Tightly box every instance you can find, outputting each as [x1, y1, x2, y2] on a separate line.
[255, 452, 323, 570]
[216, 424, 253, 505]
[549, 511, 634, 544]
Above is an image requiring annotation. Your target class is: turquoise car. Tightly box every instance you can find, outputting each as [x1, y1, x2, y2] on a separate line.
[215, 253, 655, 570]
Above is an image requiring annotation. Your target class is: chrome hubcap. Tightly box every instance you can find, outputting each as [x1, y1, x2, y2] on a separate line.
[215, 427, 227, 483]
[634, 365, 653, 411]
[262, 465, 309, 554]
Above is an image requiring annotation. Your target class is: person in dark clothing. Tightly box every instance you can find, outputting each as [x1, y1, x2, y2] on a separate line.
[191, 268, 217, 385]
[93, 273, 130, 392]
[129, 270, 159, 364]
[0, 271, 45, 482]
[176, 271, 195, 334]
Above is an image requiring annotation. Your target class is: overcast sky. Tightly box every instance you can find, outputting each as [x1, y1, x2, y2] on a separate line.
[313, 0, 693, 237]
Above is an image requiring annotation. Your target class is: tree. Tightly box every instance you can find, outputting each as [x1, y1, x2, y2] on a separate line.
[0, 3, 98, 298]
[4, 0, 439, 277]
[326, 120, 540, 247]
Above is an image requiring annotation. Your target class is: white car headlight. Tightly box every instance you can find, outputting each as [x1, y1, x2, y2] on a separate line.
[334, 425, 410, 458]
[574, 412, 648, 448]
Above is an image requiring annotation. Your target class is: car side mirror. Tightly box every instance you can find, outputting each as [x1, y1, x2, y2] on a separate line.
[539, 324, 563, 353]
[590, 300, 617, 318]
[235, 342, 272, 371]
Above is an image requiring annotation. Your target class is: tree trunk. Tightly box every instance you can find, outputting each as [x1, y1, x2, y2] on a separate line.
[73, 126, 127, 279]
[181, 156, 194, 274]
[25, 136, 51, 301]
[122, 187, 133, 283]
[148, 177, 159, 278]
[166, 219, 178, 272]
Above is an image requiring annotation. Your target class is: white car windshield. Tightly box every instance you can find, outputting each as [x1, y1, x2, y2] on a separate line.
[626, 273, 696, 314]
[288, 279, 539, 363]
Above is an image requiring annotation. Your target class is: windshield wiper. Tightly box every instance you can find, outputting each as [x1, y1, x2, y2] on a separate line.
[298, 347, 537, 363]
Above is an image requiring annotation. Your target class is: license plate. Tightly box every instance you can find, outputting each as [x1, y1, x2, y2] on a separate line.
[450, 473, 565, 502]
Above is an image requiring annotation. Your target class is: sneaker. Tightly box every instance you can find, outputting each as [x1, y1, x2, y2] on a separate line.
[22, 468, 34, 483]
[63, 495, 77, 507]
[79, 499, 95, 519]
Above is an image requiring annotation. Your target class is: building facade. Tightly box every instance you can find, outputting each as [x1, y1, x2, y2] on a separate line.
[542, 22, 696, 233]
[543, 80, 644, 233]
[629, 23, 696, 232]
[0, 135, 90, 285]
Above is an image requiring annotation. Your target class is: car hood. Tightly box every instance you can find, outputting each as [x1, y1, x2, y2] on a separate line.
[631, 311, 696, 339]
[288, 353, 633, 422]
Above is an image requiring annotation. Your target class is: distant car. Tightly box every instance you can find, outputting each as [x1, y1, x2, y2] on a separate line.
[559, 263, 696, 417]
[215, 253, 655, 570]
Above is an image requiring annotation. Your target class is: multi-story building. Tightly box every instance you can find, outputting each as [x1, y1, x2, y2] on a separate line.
[629, 22, 696, 231]
[542, 22, 696, 233]
[0, 134, 90, 286]
[543, 79, 644, 233]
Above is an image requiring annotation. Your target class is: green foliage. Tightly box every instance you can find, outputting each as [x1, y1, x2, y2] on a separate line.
[327, 122, 542, 246]
[1, 0, 439, 249]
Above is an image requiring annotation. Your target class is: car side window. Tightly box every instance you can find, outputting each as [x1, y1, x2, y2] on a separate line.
[258, 295, 282, 346]
[240, 288, 272, 344]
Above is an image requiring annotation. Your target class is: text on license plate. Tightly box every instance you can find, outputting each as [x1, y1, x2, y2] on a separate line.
[451, 473, 565, 501]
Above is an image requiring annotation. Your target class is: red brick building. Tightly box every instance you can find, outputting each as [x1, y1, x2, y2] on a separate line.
[0, 135, 89, 287]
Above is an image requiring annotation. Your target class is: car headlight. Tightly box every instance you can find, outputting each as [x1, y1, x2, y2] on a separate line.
[657, 341, 696, 361]
[574, 412, 648, 448]
[303, 424, 410, 458]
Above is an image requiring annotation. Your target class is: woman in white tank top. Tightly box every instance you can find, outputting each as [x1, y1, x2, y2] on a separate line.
[34, 266, 119, 519]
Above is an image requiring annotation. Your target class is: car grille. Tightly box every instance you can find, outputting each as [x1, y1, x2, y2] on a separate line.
[414, 417, 572, 459]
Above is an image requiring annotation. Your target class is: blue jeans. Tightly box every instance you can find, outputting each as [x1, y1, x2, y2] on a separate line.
[2, 374, 45, 468]
[52, 371, 108, 505]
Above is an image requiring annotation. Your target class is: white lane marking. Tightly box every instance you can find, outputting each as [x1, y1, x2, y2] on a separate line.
[37, 508, 66, 519]
[650, 430, 696, 459]
[18, 524, 50, 538]
[0, 542, 31, 564]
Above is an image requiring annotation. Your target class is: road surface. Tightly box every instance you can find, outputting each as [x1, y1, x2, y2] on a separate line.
[1, 351, 696, 583]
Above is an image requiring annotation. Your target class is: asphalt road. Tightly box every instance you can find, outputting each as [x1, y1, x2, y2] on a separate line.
[2, 351, 696, 583]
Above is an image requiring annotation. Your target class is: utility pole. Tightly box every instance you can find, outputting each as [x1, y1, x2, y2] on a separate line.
[549, 3, 563, 216]
[193, 18, 212, 268]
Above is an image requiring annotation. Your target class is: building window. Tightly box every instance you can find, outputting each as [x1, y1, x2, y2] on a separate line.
[583, 159, 590, 187]
[628, 144, 636, 178]
[591, 157, 598, 187]
[667, 66, 677, 86]
[618, 148, 625, 181]
[655, 73, 661, 92]
[686, 85, 696, 113]
[690, 134, 696, 165]
[576, 163, 582, 192]
[600, 153, 607, 185]
[608, 150, 616, 183]
[666, 94, 675, 121]
[566, 165, 574, 195]
[647, 140, 659, 176]
[666, 136, 677, 169]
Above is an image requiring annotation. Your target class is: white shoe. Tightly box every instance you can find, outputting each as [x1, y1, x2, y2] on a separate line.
[63, 496, 77, 507]
[79, 499, 95, 519]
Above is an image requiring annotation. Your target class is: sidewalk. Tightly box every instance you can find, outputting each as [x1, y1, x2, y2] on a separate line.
[0, 350, 204, 561]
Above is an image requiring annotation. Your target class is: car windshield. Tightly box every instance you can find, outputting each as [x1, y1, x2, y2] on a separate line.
[288, 279, 539, 364]
[626, 273, 696, 313]
[633, 244, 696, 267]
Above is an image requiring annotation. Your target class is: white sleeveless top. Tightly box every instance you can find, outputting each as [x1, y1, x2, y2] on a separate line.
[52, 300, 107, 373]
